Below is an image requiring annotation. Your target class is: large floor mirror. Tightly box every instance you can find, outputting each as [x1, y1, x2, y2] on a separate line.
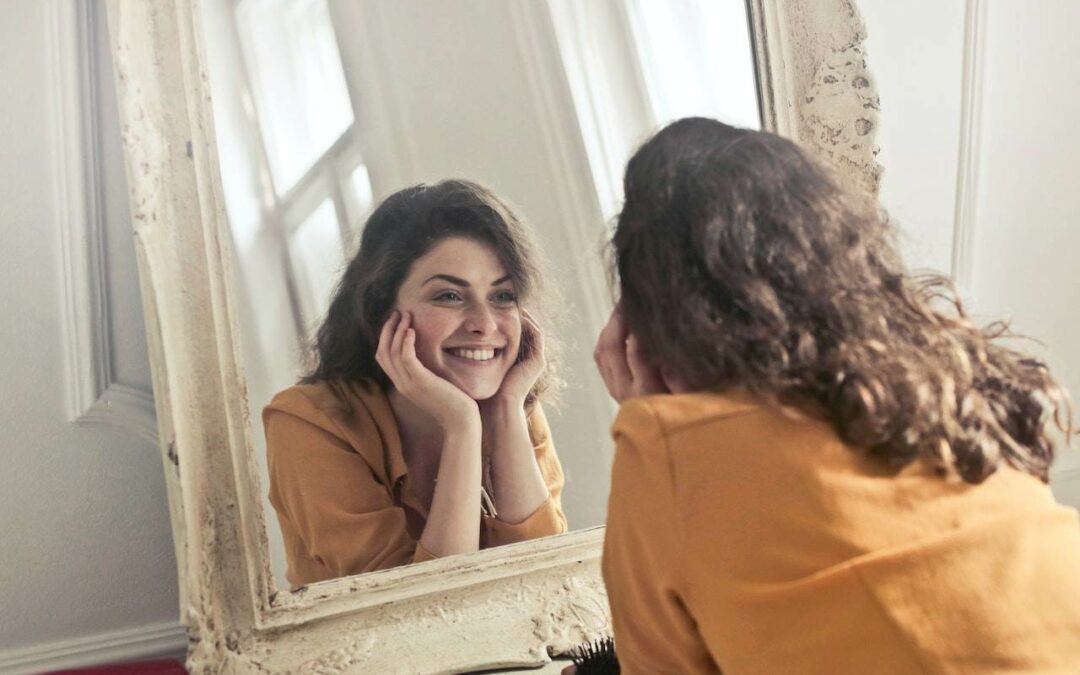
[105, 0, 880, 671]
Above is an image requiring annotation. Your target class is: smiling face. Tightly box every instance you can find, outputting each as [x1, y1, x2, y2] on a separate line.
[394, 236, 522, 400]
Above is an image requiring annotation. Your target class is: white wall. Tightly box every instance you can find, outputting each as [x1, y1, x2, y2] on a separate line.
[0, 2, 182, 673]
[861, 0, 1080, 506]
[970, 1, 1080, 493]
[859, 0, 967, 275]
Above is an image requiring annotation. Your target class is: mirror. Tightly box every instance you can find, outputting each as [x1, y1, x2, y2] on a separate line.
[106, 0, 879, 670]
[198, 0, 760, 591]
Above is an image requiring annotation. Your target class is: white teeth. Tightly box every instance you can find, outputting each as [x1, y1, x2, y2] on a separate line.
[450, 348, 496, 361]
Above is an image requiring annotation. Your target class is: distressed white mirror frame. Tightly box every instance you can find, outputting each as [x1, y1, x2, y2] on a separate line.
[105, 0, 881, 671]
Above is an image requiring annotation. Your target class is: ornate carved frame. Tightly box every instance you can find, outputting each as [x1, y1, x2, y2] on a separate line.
[105, 0, 881, 671]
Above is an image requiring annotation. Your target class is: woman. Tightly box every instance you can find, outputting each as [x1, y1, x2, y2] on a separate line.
[594, 118, 1080, 673]
[264, 179, 567, 589]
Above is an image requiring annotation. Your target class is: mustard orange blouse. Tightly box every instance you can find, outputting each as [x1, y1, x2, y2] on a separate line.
[264, 380, 567, 588]
[602, 391, 1080, 674]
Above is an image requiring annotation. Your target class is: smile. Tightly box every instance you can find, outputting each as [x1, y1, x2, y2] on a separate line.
[446, 347, 500, 362]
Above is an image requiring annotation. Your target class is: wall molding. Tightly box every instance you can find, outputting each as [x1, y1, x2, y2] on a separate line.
[0, 620, 186, 675]
[950, 0, 986, 295]
[49, 0, 157, 446]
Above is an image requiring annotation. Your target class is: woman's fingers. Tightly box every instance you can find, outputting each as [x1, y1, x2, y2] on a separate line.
[603, 344, 633, 401]
[399, 327, 426, 379]
[376, 310, 478, 429]
[594, 305, 672, 401]
[396, 321, 442, 395]
[488, 310, 546, 405]
[595, 310, 633, 401]
[375, 311, 400, 374]
[626, 334, 666, 394]
[377, 311, 423, 394]
[593, 313, 615, 396]
[520, 310, 545, 366]
[394, 315, 432, 394]
[661, 366, 691, 394]
[391, 311, 410, 362]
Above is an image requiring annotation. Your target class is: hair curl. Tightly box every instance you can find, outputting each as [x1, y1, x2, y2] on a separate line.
[304, 179, 561, 407]
[614, 117, 1072, 483]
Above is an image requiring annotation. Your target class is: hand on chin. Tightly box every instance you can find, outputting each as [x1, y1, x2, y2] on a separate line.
[376, 311, 481, 430]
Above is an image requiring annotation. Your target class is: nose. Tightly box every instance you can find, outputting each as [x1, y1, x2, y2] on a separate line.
[463, 302, 498, 336]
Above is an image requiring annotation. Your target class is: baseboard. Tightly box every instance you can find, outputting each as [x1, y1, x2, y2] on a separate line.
[0, 621, 187, 675]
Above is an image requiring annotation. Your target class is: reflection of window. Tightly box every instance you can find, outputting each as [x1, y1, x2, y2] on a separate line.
[345, 163, 375, 229]
[235, 0, 354, 192]
[548, 0, 759, 222]
[624, 0, 759, 130]
[230, 0, 374, 334]
[289, 199, 345, 324]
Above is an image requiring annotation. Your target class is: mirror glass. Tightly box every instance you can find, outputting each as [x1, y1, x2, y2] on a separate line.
[199, 0, 760, 591]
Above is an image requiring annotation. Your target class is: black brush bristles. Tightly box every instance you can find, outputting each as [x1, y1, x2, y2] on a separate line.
[569, 635, 619, 674]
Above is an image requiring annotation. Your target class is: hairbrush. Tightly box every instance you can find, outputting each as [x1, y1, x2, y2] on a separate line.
[569, 635, 619, 674]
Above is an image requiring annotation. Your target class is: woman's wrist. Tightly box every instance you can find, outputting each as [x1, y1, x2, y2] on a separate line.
[430, 392, 479, 424]
[480, 396, 529, 438]
[439, 409, 483, 445]
[482, 391, 527, 415]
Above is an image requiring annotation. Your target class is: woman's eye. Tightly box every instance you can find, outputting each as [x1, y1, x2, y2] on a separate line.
[492, 290, 517, 305]
[434, 290, 464, 303]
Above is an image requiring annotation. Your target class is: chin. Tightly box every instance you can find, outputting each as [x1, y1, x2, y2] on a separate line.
[444, 369, 508, 401]
[427, 356, 512, 401]
[426, 365, 501, 401]
[457, 380, 502, 401]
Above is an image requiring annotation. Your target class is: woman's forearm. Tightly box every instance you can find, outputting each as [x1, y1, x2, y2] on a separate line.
[483, 400, 550, 524]
[418, 423, 483, 558]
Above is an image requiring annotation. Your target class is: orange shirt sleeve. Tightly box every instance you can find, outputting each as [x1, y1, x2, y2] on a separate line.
[265, 389, 428, 586]
[483, 404, 568, 547]
[602, 398, 722, 675]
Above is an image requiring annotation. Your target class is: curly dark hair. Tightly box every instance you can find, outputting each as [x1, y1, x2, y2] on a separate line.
[613, 117, 1072, 484]
[303, 179, 560, 407]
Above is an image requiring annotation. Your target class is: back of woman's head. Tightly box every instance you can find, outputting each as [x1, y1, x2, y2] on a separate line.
[615, 116, 1071, 483]
[304, 179, 557, 404]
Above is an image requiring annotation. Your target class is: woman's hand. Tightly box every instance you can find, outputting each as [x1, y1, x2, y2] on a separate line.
[376, 311, 479, 430]
[479, 311, 551, 523]
[489, 310, 546, 407]
[594, 304, 682, 403]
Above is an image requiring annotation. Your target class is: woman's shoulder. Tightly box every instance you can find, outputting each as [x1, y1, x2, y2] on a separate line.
[612, 389, 840, 477]
[264, 380, 399, 482]
[264, 379, 386, 429]
[614, 389, 766, 438]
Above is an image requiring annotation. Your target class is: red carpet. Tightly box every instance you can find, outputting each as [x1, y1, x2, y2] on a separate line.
[42, 659, 187, 675]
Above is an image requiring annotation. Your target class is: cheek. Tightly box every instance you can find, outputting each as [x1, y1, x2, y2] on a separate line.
[407, 308, 452, 358]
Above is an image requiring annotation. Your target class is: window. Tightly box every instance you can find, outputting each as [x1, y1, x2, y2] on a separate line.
[227, 0, 374, 336]
[548, 0, 760, 222]
[235, 0, 355, 193]
[624, 0, 759, 132]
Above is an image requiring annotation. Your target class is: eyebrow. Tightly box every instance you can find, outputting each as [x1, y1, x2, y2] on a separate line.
[422, 273, 513, 288]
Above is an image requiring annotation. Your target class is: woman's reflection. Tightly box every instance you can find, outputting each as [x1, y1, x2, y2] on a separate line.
[263, 180, 566, 588]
